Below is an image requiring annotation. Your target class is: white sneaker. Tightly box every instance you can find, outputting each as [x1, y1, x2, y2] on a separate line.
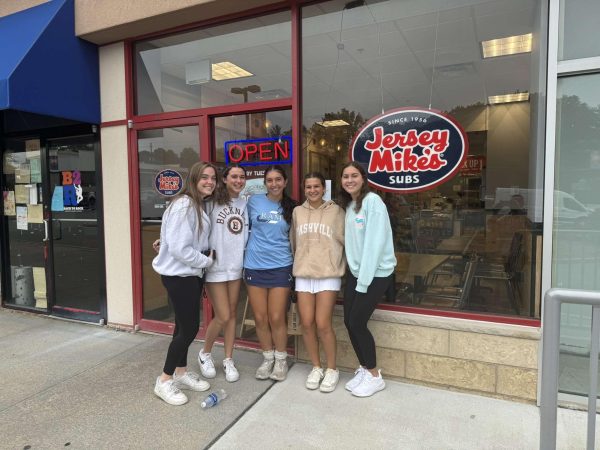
[198, 351, 216, 378]
[154, 377, 188, 406]
[345, 366, 366, 392]
[351, 369, 386, 397]
[172, 370, 210, 392]
[255, 358, 275, 380]
[320, 368, 340, 393]
[269, 358, 288, 381]
[223, 358, 240, 382]
[305, 367, 324, 390]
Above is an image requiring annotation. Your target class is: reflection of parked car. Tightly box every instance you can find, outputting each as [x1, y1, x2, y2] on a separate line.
[554, 190, 597, 227]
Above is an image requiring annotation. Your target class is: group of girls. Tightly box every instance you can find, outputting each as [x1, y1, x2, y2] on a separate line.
[152, 161, 396, 406]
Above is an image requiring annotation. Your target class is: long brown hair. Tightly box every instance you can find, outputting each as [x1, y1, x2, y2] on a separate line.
[263, 165, 297, 224]
[214, 164, 245, 205]
[338, 161, 370, 213]
[169, 161, 217, 233]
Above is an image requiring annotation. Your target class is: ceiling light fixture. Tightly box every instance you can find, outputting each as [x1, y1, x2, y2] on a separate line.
[211, 61, 253, 81]
[488, 92, 530, 105]
[481, 33, 532, 58]
[317, 120, 350, 127]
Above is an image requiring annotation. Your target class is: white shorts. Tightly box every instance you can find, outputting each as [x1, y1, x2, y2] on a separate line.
[295, 277, 341, 294]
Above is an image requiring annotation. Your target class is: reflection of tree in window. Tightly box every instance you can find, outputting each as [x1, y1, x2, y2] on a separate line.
[180, 147, 198, 168]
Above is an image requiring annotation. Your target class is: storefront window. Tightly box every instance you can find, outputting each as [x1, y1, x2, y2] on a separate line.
[554, 73, 600, 396]
[134, 11, 291, 115]
[302, 0, 547, 318]
[559, 0, 600, 61]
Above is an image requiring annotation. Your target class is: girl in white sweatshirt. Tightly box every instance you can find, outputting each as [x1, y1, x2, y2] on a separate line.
[152, 161, 217, 406]
[198, 165, 248, 383]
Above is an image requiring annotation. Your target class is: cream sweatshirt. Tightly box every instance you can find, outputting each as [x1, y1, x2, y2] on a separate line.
[291, 200, 346, 279]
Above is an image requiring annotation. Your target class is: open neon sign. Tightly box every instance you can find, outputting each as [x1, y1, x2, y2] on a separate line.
[224, 136, 292, 167]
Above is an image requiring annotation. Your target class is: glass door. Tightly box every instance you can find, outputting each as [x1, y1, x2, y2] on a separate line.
[47, 136, 104, 320]
[137, 125, 203, 329]
[1, 138, 48, 311]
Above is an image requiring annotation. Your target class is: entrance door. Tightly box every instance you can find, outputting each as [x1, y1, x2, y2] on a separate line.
[47, 136, 104, 321]
[1, 135, 104, 321]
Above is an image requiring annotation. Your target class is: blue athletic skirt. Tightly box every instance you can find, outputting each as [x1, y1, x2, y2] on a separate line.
[244, 265, 293, 288]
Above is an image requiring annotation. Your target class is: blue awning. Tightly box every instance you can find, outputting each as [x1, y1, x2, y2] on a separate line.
[0, 0, 99, 124]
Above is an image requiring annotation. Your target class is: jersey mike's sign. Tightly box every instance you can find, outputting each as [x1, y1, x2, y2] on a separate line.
[155, 169, 183, 196]
[350, 108, 468, 194]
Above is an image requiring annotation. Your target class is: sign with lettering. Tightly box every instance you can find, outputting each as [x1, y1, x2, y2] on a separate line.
[225, 137, 292, 167]
[350, 108, 468, 193]
[155, 169, 183, 196]
[62, 170, 83, 211]
[460, 155, 485, 176]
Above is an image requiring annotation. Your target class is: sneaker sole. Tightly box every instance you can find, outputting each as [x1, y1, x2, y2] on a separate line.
[226, 375, 240, 382]
[175, 382, 210, 392]
[153, 388, 188, 406]
[351, 382, 386, 398]
[320, 384, 338, 393]
[306, 383, 320, 390]
[269, 374, 287, 381]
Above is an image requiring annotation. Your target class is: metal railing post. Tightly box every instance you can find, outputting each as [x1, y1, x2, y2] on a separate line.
[540, 288, 600, 450]
[587, 307, 600, 450]
[540, 289, 561, 450]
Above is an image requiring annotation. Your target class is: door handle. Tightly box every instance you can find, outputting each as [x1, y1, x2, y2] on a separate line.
[43, 219, 49, 242]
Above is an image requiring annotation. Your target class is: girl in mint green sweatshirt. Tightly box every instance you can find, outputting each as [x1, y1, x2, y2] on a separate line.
[339, 162, 396, 398]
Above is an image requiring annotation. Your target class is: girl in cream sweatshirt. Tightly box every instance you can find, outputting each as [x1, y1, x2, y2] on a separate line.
[291, 172, 345, 393]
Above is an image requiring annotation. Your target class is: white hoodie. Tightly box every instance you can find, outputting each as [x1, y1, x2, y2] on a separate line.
[152, 196, 213, 277]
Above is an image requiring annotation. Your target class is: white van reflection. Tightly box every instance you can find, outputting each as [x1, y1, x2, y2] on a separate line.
[554, 190, 597, 227]
[492, 188, 598, 227]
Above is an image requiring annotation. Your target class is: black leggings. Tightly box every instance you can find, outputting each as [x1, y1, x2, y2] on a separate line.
[343, 273, 392, 370]
[161, 275, 204, 375]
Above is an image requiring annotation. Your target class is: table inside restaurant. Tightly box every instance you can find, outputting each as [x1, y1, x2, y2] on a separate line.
[395, 252, 450, 303]
[436, 230, 481, 255]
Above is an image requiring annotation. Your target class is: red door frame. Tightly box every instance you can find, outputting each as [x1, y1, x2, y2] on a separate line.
[127, 3, 302, 339]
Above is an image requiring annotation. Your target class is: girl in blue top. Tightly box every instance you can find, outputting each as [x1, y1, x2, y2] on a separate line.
[244, 165, 297, 381]
[339, 161, 396, 398]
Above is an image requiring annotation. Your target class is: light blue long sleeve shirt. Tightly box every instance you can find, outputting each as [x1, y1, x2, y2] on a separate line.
[345, 192, 396, 293]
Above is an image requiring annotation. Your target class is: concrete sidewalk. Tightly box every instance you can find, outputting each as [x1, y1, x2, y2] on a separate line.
[0, 308, 595, 449]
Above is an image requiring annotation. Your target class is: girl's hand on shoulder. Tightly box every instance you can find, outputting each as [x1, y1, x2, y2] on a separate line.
[152, 239, 160, 253]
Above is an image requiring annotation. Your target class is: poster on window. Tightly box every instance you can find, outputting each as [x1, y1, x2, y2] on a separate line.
[3, 191, 15, 215]
[240, 168, 267, 201]
[15, 185, 29, 204]
[15, 164, 31, 184]
[16, 206, 28, 230]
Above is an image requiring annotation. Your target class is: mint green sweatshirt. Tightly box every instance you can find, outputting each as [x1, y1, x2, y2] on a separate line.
[345, 192, 396, 293]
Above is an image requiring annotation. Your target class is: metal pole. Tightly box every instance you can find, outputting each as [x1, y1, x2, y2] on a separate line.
[587, 306, 600, 450]
[540, 290, 561, 450]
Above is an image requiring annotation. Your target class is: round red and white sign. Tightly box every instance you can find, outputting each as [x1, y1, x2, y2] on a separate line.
[350, 107, 469, 194]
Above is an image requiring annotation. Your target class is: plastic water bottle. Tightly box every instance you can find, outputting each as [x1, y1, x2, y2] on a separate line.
[201, 389, 227, 409]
